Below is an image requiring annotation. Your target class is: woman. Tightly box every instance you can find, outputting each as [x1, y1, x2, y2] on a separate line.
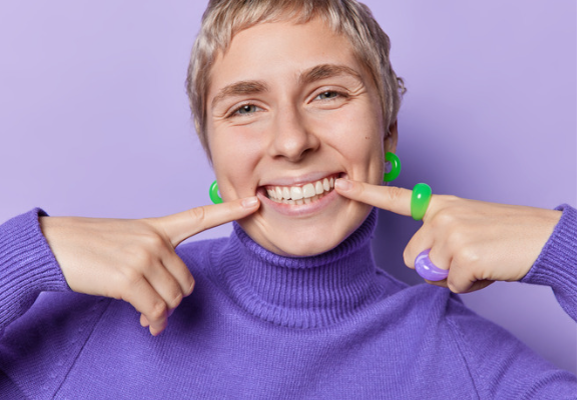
[0, 0, 575, 398]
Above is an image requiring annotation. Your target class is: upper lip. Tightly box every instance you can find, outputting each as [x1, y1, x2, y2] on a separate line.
[259, 172, 341, 187]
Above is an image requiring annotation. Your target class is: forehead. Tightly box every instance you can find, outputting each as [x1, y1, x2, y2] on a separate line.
[207, 18, 363, 96]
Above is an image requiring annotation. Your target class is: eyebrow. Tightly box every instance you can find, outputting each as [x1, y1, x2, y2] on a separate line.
[211, 80, 268, 111]
[299, 64, 363, 86]
[210, 63, 363, 111]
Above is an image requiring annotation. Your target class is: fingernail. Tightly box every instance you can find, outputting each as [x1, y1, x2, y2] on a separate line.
[335, 179, 352, 191]
[241, 196, 259, 208]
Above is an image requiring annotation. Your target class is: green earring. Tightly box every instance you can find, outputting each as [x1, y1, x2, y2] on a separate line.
[383, 152, 401, 182]
[209, 180, 223, 204]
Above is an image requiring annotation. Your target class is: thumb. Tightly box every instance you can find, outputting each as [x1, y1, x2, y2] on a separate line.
[151, 196, 260, 247]
[335, 178, 412, 217]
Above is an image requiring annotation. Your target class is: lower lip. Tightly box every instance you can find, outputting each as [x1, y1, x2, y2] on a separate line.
[257, 186, 340, 216]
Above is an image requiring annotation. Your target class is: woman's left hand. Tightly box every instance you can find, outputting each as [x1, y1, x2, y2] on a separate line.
[335, 179, 562, 293]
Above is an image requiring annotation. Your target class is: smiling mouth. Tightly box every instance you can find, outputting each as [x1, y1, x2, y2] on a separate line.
[263, 173, 341, 205]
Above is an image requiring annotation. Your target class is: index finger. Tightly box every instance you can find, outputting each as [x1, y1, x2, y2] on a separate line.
[334, 178, 413, 217]
[155, 196, 260, 247]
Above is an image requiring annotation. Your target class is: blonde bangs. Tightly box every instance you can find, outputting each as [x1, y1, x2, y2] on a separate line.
[186, 0, 405, 159]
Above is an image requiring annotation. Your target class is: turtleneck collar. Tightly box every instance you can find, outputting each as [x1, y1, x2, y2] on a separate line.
[210, 208, 385, 329]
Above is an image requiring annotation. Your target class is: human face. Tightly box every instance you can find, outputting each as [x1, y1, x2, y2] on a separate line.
[206, 17, 389, 256]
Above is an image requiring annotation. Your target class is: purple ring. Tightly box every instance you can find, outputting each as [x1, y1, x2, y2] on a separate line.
[415, 249, 449, 281]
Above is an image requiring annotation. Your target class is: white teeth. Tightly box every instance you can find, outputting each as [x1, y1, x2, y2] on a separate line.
[302, 183, 316, 198]
[315, 181, 324, 195]
[290, 187, 304, 200]
[265, 175, 339, 204]
[267, 192, 326, 205]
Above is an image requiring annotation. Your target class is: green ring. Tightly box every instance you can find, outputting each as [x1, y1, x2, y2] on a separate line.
[411, 183, 432, 221]
[383, 152, 401, 182]
[209, 180, 223, 204]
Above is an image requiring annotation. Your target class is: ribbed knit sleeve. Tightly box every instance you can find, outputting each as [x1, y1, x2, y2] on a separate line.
[0, 208, 70, 334]
[521, 204, 577, 321]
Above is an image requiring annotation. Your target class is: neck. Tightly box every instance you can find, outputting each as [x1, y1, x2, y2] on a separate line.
[212, 209, 383, 328]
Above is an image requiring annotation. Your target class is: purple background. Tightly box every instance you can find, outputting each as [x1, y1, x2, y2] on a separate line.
[0, 1, 575, 373]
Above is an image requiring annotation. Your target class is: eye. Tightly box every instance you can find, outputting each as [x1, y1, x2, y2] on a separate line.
[315, 91, 340, 100]
[232, 104, 260, 116]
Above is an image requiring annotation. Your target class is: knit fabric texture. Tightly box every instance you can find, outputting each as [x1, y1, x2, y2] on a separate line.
[0, 206, 576, 399]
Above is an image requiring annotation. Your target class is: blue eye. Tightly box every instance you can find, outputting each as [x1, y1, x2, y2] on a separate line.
[236, 104, 258, 115]
[317, 91, 339, 100]
[227, 103, 264, 119]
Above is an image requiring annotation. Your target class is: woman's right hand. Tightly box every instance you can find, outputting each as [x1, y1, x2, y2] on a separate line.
[39, 197, 260, 336]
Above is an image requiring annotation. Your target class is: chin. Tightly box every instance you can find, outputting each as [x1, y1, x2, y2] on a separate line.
[271, 231, 345, 257]
[238, 202, 372, 257]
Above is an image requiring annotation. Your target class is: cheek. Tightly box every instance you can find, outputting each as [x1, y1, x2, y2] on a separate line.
[210, 125, 265, 199]
[313, 106, 385, 166]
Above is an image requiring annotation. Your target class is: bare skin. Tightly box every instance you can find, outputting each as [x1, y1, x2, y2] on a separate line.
[36, 17, 564, 338]
[335, 179, 562, 294]
[206, 18, 389, 257]
[39, 197, 260, 336]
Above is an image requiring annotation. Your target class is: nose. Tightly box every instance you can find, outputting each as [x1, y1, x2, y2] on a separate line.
[267, 104, 320, 162]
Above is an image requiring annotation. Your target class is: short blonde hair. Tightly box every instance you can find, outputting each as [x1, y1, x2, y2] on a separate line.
[186, 0, 405, 158]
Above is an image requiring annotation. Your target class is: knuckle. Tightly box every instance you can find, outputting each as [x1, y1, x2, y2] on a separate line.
[189, 207, 206, 224]
[115, 271, 145, 302]
[446, 281, 463, 294]
[385, 186, 405, 202]
[446, 229, 467, 250]
[402, 248, 413, 267]
[454, 246, 480, 266]
[121, 268, 145, 288]
[144, 232, 166, 251]
[172, 258, 194, 287]
[147, 300, 168, 322]
[445, 274, 468, 294]
[169, 292, 183, 309]
[184, 274, 196, 295]
[433, 195, 461, 212]
[442, 194, 461, 204]
[431, 207, 456, 228]
[184, 274, 195, 294]
[129, 246, 155, 266]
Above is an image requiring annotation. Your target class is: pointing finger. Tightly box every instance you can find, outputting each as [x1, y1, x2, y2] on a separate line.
[335, 179, 412, 217]
[154, 196, 260, 247]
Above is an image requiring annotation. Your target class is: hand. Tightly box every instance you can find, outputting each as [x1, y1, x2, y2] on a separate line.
[39, 197, 260, 336]
[335, 179, 561, 293]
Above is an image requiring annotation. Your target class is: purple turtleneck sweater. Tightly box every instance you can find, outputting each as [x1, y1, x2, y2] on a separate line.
[0, 206, 576, 399]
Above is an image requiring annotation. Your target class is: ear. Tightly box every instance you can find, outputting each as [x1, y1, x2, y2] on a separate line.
[385, 120, 398, 153]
